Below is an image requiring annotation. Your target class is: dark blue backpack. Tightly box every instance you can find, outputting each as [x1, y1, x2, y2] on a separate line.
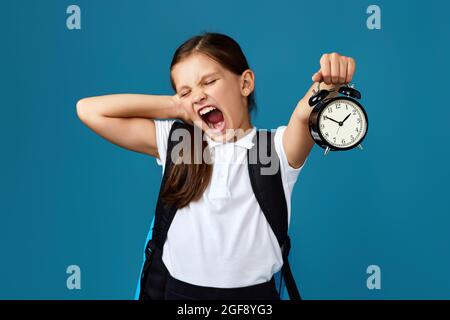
[137, 121, 301, 300]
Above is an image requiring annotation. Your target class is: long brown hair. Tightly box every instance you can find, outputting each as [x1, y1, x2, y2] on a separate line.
[161, 32, 256, 209]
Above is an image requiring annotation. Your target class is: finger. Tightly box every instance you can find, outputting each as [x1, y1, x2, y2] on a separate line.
[339, 58, 348, 84]
[320, 54, 331, 84]
[312, 71, 322, 82]
[330, 53, 340, 84]
[346, 57, 355, 83]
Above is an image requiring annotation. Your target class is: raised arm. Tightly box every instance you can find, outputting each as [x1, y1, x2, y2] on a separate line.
[76, 94, 189, 158]
[283, 53, 356, 168]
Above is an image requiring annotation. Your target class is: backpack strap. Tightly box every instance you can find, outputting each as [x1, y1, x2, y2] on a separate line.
[148, 121, 186, 252]
[247, 129, 301, 300]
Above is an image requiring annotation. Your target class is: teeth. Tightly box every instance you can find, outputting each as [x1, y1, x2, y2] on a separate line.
[199, 106, 217, 116]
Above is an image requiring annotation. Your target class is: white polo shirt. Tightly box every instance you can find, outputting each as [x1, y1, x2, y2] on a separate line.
[154, 119, 306, 288]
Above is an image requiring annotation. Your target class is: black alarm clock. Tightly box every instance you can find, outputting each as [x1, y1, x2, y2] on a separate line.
[308, 82, 368, 155]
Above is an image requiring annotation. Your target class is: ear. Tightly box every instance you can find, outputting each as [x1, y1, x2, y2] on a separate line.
[240, 69, 255, 96]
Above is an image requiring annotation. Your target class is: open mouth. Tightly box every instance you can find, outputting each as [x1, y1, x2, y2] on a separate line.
[198, 105, 226, 134]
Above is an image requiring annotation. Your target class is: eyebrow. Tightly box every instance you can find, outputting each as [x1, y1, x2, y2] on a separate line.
[177, 71, 221, 92]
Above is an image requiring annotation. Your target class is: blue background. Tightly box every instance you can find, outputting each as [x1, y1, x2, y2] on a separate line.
[1, 0, 449, 299]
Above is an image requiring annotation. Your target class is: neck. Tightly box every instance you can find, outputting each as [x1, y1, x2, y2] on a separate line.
[232, 118, 253, 142]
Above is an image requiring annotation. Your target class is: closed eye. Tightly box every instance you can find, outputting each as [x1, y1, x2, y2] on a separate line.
[179, 79, 217, 97]
[205, 79, 217, 85]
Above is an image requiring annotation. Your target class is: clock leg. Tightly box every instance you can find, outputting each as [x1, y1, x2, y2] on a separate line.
[358, 144, 364, 150]
[324, 146, 330, 156]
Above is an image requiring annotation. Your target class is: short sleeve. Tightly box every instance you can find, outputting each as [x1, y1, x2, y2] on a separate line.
[273, 125, 308, 194]
[154, 119, 177, 169]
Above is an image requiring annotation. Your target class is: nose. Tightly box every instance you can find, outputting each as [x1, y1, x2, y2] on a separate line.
[192, 89, 207, 106]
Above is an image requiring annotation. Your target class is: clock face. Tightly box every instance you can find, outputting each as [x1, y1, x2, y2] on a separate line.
[318, 99, 367, 148]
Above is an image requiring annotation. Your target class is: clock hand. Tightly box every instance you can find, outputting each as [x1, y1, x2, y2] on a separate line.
[325, 115, 340, 124]
[342, 113, 351, 123]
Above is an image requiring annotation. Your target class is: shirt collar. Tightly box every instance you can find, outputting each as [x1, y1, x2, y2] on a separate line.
[205, 127, 256, 150]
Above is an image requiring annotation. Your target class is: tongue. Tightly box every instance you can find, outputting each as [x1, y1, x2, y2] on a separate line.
[204, 109, 224, 124]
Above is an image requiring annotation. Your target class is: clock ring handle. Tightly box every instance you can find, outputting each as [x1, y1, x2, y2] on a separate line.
[309, 81, 335, 107]
[338, 83, 362, 99]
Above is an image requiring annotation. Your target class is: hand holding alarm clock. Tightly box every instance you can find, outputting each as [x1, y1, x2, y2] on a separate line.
[308, 82, 369, 155]
[308, 53, 368, 155]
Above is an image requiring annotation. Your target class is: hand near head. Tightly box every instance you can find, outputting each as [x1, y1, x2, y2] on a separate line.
[172, 94, 194, 125]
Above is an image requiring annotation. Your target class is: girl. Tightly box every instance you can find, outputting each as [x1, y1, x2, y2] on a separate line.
[76, 32, 356, 300]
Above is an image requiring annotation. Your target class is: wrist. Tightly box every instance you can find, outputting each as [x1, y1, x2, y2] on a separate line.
[169, 94, 183, 118]
[294, 98, 312, 124]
